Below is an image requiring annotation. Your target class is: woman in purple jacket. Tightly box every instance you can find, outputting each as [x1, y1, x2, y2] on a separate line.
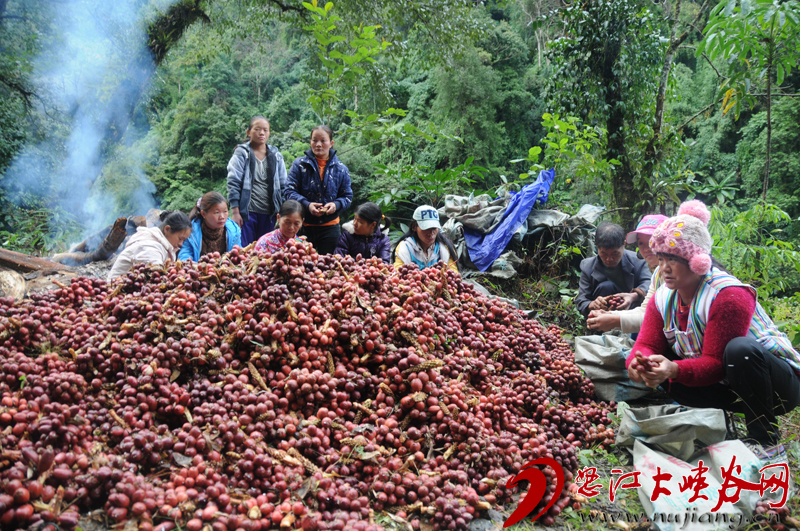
[334, 202, 392, 263]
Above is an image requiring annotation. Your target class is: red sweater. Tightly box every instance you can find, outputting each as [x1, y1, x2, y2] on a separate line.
[626, 287, 756, 386]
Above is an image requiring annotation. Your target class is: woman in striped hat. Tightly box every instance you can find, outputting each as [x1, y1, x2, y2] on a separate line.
[627, 200, 800, 463]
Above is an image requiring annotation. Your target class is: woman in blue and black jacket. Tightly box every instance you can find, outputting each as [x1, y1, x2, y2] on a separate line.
[178, 192, 242, 262]
[284, 125, 353, 255]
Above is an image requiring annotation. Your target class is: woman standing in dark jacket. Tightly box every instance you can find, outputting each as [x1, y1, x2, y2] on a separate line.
[284, 125, 353, 254]
[334, 202, 392, 263]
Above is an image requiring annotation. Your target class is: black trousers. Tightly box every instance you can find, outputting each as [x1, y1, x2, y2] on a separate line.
[660, 337, 800, 446]
[592, 280, 621, 300]
[301, 224, 341, 255]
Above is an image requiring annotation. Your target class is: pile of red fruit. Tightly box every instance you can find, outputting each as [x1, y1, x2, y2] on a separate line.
[605, 296, 625, 310]
[754, 499, 797, 530]
[0, 242, 615, 530]
[632, 352, 657, 372]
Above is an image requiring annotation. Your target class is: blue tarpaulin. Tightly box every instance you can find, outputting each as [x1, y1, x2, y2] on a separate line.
[464, 169, 555, 272]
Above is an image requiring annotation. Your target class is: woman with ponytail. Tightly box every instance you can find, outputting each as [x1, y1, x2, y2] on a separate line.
[627, 200, 800, 463]
[177, 192, 242, 262]
[334, 202, 392, 263]
[107, 211, 192, 280]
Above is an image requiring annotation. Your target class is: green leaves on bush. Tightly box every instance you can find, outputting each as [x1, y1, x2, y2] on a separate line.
[709, 203, 800, 295]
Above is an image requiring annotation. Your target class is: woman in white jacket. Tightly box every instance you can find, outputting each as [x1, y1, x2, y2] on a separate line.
[107, 211, 192, 281]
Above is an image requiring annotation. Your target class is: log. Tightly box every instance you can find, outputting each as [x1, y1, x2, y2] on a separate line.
[52, 217, 128, 267]
[67, 215, 148, 255]
[92, 217, 129, 260]
[68, 227, 111, 254]
[130, 215, 147, 228]
[0, 248, 72, 273]
[144, 209, 162, 227]
[0, 270, 26, 300]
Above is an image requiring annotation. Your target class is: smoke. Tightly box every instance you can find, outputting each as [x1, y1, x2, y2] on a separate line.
[1, 0, 175, 237]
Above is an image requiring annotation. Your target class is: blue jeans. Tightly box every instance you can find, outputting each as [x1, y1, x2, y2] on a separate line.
[241, 212, 276, 247]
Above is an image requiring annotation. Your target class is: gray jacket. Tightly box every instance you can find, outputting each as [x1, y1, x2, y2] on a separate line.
[226, 142, 287, 220]
[575, 250, 652, 317]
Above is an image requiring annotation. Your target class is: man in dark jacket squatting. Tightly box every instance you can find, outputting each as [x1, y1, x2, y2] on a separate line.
[575, 222, 652, 318]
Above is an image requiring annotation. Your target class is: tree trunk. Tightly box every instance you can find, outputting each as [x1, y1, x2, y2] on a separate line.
[763, 51, 772, 203]
[602, 26, 637, 230]
[640, 2, 681, 190]
[608, 135, 637, 230]
[756, 44, 775, 256]
[536, 31, 543, 68]
[652, 0, 681, 143]
[641, 0, 711, 190]
[640, 0, 711, 214]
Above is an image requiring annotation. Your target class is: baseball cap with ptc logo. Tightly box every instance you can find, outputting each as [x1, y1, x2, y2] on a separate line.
[412, 206, 441, 231]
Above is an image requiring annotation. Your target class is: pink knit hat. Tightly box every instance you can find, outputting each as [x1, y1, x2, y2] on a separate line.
[650, 200, 714, 275]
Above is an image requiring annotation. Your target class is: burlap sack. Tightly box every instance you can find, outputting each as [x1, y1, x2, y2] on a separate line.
[574, 334, 652, 402]
[616, 404, 727, 461]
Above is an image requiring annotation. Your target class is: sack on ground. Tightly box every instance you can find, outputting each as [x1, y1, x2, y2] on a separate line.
[616, 404, 727, 461]
[633, 439, 771, 531]
[574, 333, 652, 402]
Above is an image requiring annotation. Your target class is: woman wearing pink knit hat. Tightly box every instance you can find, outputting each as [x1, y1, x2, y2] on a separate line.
[626, 200, 800, 462]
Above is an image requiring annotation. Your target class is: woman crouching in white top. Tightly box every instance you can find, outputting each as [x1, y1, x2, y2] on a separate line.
[107, 211, 192, 281]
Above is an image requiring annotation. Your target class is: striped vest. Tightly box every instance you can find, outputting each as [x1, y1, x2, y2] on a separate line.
[652, 266, 664, 292]
[654, 268, 800, 374]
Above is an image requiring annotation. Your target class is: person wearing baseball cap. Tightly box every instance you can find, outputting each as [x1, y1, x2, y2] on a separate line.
[587, 214, 668, 333]
[392, 205, 458, 272]
[626, 214, 670, 250]
[626, 200, 800, 463]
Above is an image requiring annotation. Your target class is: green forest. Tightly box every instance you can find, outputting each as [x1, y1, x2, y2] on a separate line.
[2, 0, 800, 313]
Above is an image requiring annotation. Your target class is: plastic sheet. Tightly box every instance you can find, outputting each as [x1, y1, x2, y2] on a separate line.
[463, 169, 555, 272]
